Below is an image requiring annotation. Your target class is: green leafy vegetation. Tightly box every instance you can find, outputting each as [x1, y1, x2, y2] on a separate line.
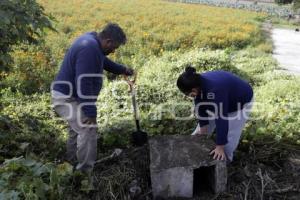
[0, 157, 73, 200]
[0, 0, 54, 72]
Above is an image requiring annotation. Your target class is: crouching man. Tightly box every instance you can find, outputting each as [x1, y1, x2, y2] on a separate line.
[177, 67, 254, 162]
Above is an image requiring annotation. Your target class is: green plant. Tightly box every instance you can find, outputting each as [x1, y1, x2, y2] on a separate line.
[0, 0, 55, 71]
[0, 89, 66, 162]
[0, 157, 73, 200]
[1, 45, 57, 94]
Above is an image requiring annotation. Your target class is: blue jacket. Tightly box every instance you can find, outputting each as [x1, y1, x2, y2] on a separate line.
[194, 70, 253, 145]
[53, 32, 127, 117]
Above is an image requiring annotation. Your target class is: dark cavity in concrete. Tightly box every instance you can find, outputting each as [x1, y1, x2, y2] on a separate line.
[193, 166, 214, 195]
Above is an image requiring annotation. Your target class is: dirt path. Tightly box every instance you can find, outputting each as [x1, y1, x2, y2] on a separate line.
[272, 28, 300, 75]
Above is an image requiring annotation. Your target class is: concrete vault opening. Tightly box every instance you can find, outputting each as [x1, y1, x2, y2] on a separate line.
[193, 166, 215, 196]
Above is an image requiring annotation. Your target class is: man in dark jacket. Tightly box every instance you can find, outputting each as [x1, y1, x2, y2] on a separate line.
[177, 67, 254, 162]
[51, 23, 133, 174]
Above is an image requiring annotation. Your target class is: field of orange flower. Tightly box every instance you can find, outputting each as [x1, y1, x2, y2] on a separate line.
[39, 0, 264, 66]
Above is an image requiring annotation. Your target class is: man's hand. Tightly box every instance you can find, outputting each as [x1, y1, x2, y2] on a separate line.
[210, 145, 226, 160]
[82, 117, 97, 125]
[125, 67, 134, 76]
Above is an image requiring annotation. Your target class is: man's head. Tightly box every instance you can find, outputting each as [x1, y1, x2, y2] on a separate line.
[177, 66, 201, 98]
[98, 23, 127, 55]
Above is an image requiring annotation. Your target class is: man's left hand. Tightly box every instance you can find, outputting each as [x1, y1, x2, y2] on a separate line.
[125, 67, 134, 76]
[210, 145, 226, 160]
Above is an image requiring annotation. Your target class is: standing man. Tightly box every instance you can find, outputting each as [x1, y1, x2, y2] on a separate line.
[51, 23, 133, 175]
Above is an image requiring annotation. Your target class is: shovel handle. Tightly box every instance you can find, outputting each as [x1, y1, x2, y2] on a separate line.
[124, 73, 137, 90]
[124, 73, 140, 131]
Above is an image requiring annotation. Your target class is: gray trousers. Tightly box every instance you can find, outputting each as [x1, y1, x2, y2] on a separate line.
[192, 98, 254, 161]
[51, 90, 97, 172]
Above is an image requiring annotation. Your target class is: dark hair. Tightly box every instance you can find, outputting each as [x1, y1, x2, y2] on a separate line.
[98, 23, 127, 45]
[176, 66, 201, 95]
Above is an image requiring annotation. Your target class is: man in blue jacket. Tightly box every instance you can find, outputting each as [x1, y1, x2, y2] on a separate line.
[177, 67, 254, 162]
[51, 23, 133, 174]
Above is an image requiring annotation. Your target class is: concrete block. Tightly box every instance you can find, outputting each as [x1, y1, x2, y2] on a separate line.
[149, 135, 227, 199]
